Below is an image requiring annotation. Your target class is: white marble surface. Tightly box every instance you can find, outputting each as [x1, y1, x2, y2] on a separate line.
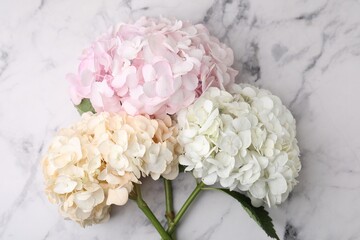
[1, 0, 360, 239]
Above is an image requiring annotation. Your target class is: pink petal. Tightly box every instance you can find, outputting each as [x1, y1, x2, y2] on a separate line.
[144, 104, 163, 115]
[125, 67, 138, 89]
[142, 64, 156, 82]
[129, 85, 143, 98]
[182, 73, 198, 91]
[172, 60, 194, 76]
[67, 73, 92, 102]
[122, 102, 138, 115]
[148, 34, 167, 56]
[172, 76, 182, 92]
[143, 82, 157, 98]
[156, 76, 172, 98]
[98, 81, 114, 98]
[90, 90, 103, 110]
[102, 96, 122, 112]
[90, 81, 116, 111]
[80, 70, 94, 87]
[153, 61, 172, 78]
[163, 36, 178, 53]
[182, 90, 196, 106]
[122, 46, 138, 60]
[112, 66, 136, 89]
[69, 87, 82, 105]
[78, 48, 95, 73]
[94, 42, 112, 72]
[115, 86, 128, 96]
[112, 74, 126, 88]
[167, 90, 184, 114]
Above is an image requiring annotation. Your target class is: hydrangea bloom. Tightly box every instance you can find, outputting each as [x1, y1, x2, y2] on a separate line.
[42, 112, 179, 226]
[68, 17, 237, 117]
[177, 85, 301, 207]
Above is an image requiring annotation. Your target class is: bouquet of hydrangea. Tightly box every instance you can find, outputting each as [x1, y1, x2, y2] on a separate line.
[42, 17, 301, 240]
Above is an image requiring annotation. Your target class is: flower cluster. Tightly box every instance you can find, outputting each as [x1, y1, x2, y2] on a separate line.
[42, 112, 179, 226]
[68, 16, 237, 117]
[43, 17, 302, 239]
[177, 85, 301, 207]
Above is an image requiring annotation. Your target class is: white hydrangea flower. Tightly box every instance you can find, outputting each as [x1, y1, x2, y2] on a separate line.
[42, 112, 180, 226]
[177, 85, 301, 207]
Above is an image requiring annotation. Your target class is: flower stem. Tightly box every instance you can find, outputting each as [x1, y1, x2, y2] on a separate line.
[134, 184, 173, 240]
[164, 179, 176, 240]
[167, 181, 205, 235]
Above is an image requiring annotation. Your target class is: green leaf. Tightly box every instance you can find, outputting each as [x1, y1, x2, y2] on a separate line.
[216, 188, 280, 240]
[75, 99, 95, 115]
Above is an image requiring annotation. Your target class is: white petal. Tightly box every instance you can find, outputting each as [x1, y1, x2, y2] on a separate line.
[202, 173, 217, 185]
[249, 181, 267, 199]
[260, 96, 274, 110]
[268, 175, 287, 195]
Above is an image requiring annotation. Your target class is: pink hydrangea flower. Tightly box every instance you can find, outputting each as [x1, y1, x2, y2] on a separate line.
[68, 17, 238, 116]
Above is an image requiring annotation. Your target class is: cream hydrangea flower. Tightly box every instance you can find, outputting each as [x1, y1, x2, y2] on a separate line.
[177, 85, 301, 207]
[42, 112, 180, 226]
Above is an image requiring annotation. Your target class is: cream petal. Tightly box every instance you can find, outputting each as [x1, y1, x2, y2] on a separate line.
[75, 208, 92, 220]
[106, 188, 129, 206]
[93, 188, 105, 205]
[75, 193, 96, 212]
[53, 176, 77, 194]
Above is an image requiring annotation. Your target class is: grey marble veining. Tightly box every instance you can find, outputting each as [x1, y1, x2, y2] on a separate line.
[1, 0, 360, 239]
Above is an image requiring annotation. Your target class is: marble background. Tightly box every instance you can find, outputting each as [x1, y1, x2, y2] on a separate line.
[1, 0, 360, 239]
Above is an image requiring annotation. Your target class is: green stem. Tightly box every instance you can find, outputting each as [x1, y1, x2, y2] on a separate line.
[164, 179, 176, 240]
[134, 184, 172, 240]
[167, 181, 205, 235]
